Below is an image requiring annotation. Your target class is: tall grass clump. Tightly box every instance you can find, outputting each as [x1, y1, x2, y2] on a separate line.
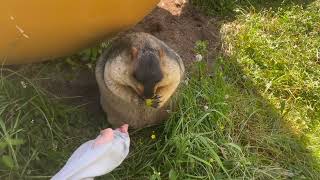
[0, 68, 98, 179]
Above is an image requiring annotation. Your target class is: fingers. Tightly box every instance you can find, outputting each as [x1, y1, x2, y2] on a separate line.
[94, 124, 129, 147]
[119, 124, 129, 133]
[94, 128, 114, 147]
[100, 128, 113, 136]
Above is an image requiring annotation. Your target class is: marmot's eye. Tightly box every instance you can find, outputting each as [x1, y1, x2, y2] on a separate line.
[132, 73, 137, 80]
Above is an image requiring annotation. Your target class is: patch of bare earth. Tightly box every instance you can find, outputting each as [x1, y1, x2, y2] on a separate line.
[131, 0, 221, 65]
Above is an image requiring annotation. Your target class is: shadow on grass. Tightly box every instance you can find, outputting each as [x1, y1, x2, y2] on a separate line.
[222, 56, 320, 178]
[212, 0, 319, 177]
[219, 0, 319, 176]
[0, 66, 110, 179]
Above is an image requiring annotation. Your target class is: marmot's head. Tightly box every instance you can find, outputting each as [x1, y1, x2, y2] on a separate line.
[130, 46, 164, 99]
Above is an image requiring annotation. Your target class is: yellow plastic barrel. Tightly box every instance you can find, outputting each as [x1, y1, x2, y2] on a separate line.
[0, 0, 159, 64]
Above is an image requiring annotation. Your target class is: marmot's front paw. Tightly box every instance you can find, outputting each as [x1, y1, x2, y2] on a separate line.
[145, 95, 161, 108]
[152, 95, 161, 108]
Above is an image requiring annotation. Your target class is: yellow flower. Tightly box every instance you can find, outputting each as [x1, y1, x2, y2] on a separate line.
[151, 131, 156, 140]
[145, 99, 153, 107]
[151, 134, 156, 140]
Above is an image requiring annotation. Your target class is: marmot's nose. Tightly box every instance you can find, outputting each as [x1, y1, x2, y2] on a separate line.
[143, 92, 154, 99]
[143, 84, 155, 99]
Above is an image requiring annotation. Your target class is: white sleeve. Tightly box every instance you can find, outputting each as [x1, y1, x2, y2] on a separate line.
[51, 130, 130, 180]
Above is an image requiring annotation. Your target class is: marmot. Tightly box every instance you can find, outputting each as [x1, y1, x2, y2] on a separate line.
[96, 32, 184, 129]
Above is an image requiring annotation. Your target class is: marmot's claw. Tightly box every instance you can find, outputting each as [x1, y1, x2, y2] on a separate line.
[151, 101, 160, 108]
[151, 95, 161, 108]
[154, 95, 162, 99]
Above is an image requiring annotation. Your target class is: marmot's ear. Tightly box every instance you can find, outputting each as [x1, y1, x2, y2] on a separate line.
[159, 48, 164, 59]
[131, 47, 138, 61]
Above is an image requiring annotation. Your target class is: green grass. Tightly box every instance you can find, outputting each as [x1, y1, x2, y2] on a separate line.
[105, 58, 319, 179]
[221, 0, 320, 163]
[190, 0, 313, 17]
[1, 0, 320, 179]
[0, 69, 102, 179]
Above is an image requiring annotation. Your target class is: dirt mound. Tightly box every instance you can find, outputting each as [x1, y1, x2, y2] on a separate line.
[131, 0, 220, 64]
